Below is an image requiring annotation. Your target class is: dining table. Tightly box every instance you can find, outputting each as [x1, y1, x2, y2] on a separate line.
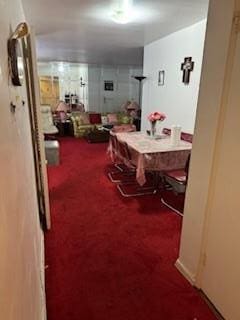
[110, 131, 192, 186]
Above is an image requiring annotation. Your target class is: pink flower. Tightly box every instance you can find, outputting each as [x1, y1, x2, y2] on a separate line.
[148, 112, 166, 122]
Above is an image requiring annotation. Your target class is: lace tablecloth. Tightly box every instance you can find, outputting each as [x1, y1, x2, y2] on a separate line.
[114, 132, 192, 185]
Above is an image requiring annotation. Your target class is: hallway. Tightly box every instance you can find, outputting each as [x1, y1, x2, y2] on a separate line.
[45, 138, 216, 320]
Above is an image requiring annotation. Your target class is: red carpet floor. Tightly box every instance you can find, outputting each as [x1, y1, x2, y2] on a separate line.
[45, 138, 217, 320]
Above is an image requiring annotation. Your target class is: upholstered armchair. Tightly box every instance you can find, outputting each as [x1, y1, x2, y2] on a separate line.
[71, 112, 102, 137]
[70, 112, 135, 138]
[40, 105, 58, 135]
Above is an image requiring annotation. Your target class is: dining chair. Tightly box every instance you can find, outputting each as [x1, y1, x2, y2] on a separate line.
[162, 127, 171, 136]
[108, 135, 135, 182]
[115, 142, 157, 197]
[108, 137, 136, 183]
[40, 105, 58, 139]
[162, 127, 193, 143]
[181, 132, 193, 143]
[161, 154, 190, 215]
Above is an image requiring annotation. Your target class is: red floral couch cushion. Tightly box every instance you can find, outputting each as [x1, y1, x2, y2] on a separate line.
[89, 113, 102, 124]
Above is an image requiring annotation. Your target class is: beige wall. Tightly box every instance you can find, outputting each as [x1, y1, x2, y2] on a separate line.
[177, 0, 235, 283]
[200, 24, 240, 318]
[0, 0, 46, 319]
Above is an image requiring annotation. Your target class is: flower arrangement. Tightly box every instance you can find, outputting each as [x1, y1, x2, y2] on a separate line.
[148, 112, 166, 122]
[147, 112, 166, 137]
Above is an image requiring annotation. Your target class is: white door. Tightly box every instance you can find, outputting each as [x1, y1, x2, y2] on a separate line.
[103, 96, 114, 113]
[200, 27, 240, 319]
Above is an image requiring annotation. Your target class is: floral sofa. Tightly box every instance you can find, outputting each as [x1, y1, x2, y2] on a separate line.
[71, 112, 135, 138]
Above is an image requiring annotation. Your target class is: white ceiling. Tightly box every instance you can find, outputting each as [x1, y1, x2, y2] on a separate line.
[22, 0, 209, 66]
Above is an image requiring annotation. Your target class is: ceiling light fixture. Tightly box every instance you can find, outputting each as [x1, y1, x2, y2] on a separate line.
[58, 63, 64, 73]
[112, 10, 131, 24]
[111, 0, 133, 24]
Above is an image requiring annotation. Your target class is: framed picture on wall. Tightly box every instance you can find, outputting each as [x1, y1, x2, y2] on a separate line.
[158, 70, 165, 86]
[104, 80, 114, 91]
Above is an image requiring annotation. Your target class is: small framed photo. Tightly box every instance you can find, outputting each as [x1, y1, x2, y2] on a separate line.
[104, 80, 114, 91]
[158, 70, 165, 86]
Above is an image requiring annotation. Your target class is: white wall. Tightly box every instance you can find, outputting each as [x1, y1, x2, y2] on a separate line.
[0, 0, 46, 319]
[88, 65, 142, 113]
[142, 20, 206, 133]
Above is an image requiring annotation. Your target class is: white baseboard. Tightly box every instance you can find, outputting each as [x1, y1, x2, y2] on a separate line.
[175, 259, 197, 286]
[40, 232, 47, 320]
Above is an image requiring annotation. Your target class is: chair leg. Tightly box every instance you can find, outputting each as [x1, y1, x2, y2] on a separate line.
[114, 163, 128, 172]
[117, 183, 157, 197]
[108, 171, 121, 183]
[108, 170, 135, 183]
[161, 198, 183, 216]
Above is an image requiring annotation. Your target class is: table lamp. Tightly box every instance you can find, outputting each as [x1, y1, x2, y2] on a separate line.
[127, 101, 140, 118]
[56, 101, 69, 122]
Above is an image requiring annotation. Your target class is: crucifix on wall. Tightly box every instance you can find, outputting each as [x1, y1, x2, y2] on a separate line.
[181, 57, 194, 84]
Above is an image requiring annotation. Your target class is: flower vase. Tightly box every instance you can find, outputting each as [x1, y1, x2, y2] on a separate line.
[150, 121, 157, 137]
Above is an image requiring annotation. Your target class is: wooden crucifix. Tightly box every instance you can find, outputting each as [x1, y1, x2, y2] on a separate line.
[181, 57, 194, 84]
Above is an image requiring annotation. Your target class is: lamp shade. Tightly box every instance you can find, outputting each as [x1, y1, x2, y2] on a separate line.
[127, 101, 140, 111]
[134, 76, 146, 82]
[120, 101, 131, 113]
[56, 101, 69, 112]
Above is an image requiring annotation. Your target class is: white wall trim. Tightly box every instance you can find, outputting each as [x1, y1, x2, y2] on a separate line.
[175, 259, 197, 286]
[40, 233, 47, 320]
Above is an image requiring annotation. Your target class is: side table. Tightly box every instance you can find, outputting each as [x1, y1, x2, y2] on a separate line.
[85, 127, 110, 143]
[55, 120, 74, 137]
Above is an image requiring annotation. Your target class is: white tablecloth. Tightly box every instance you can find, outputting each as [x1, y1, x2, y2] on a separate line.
[112, 132, 192, 185]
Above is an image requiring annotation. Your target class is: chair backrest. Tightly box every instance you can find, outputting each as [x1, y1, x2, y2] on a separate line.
[185, 154, 191, 182]
[41, 105, 54, 126]
[162, 127, 193, 143]
[110, 134, 117, 150]
[109, 134, 118, 158]
[40, 105, 58, 134]
[109, 135, 132, 165]
[118, 141, 132, 162]
[181, 132, 193, 143]
[162, 127, 171, 135]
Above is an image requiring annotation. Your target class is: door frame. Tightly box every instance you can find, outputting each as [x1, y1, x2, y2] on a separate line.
[11, 23, 51, 230]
